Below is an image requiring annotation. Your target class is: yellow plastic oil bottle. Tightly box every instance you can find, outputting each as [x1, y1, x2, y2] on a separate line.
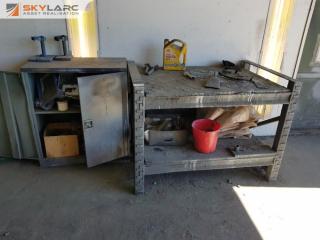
[163, 39, 187, 71]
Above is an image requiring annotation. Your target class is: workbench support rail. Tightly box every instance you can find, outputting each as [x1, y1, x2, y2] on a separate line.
[128, 61, 145, 194]
[257, 116, 281, 127]
[267, 80, 302, 180]
[241, 60, 296, 83]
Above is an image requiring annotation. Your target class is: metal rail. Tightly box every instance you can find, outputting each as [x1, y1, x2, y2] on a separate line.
[241, 60, 296, 83]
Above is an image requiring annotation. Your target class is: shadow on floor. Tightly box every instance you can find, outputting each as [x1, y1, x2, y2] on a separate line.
[0, 135, 319, 240]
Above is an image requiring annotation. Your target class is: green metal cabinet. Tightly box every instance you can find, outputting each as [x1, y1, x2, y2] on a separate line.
[0, 72, 38, 159]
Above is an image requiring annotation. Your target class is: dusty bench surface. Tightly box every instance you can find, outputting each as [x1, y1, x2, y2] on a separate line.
[138, 67, 291, 109]
[140, 67, 290, 97]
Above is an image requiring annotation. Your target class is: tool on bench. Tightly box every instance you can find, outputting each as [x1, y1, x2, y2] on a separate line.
[184, 69, 221, 89]
[205, 76, 221, 89]
[222, 60, 240, 71]
[144, 64, 160, 75]
[54, 35, 72, 61]
[228, 143, 270, 157]
[219, 60, 268, 89]
[219, 68, 268, 89]
[184, 69, 215, 79]
[163, 39, 187, 71]
[29, 36, 54, 62]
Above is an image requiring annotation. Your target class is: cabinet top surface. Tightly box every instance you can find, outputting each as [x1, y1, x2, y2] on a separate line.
[21, 57, 127, 73]
[140, 67, 290, 97]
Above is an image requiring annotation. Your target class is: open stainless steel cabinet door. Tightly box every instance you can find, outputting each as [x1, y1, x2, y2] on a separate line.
[78, 72, 129, 167]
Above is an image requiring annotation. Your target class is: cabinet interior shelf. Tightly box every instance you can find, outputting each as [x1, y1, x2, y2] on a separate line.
[35, 107, 81, 115]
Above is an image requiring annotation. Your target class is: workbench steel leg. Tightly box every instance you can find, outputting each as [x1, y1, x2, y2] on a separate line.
[268, 80, 302, 180]
[134, 86, 145, 194]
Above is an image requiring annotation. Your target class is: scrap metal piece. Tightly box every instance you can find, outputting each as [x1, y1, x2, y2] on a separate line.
[205, 78, 220, 89]
[250, 76, 269, 89]
[144, 64, 159, 76]
[228, 143, 273, 157]
[219, 69, 269, 89]
[229, 145, 244, 157]
[219, 69, 252, 81]
[184, 69, 216, 79]
[205, 74, 221, 89]
[184, 69, 221, 88]
[184, 71, 196, 79]
[222, 60, 236, 68]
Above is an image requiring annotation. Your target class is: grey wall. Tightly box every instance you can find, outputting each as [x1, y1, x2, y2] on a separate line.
[293, 1, 320, 129]
[97, 0, 270, 66]
[299, 2, 320, 73]
[0, 20, 66, 71]
[294, 77, 320, 128]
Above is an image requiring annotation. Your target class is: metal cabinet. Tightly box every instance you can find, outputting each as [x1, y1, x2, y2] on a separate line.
[0, 72, 37, 159]
[20, 57, 129, 167]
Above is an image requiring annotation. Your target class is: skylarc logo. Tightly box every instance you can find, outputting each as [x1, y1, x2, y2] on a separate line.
[6, 3, 19, 16]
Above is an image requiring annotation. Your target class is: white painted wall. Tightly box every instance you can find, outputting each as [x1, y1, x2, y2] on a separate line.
[0, 20, 66, 71]
[97, 0, 270, 66]
[0, 0, 313, 75]
[96, 0, 314, 136]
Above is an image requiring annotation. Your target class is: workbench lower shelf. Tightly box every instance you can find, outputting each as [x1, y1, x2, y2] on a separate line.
[144, 137, 276, 175]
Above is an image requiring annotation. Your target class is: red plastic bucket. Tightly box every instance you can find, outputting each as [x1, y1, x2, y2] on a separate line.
[192, 119, 221, 154]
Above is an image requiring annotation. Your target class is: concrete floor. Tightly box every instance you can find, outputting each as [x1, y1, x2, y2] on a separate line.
[0, 135, 319, 240]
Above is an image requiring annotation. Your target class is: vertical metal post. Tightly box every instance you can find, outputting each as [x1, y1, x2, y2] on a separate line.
[268, 80, 302, 180]
[134, 85, 145, 194]
[128, 61, 145, 194]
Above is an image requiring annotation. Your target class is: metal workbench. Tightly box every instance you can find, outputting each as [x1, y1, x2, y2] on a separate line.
[128, 60, 301, 194]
